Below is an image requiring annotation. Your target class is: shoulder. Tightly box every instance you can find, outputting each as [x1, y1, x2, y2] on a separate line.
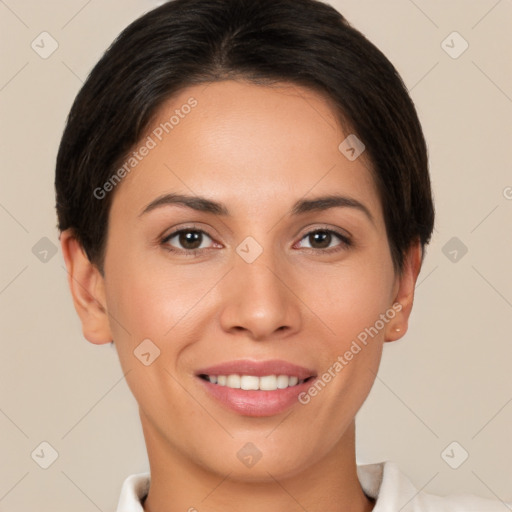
[357, 460, 511, 512]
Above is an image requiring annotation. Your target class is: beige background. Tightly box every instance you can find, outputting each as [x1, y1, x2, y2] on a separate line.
[1, 0, 511, 510]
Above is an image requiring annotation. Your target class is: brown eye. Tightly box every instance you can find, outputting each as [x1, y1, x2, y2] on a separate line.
[163, 229, 214, 252]
[297, 229, 351, 252]
[178, 231, 202, 249]
[308, 231, 332, 249]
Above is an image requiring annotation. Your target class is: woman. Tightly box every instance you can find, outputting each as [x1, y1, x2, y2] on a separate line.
[55, 0, 510, 510]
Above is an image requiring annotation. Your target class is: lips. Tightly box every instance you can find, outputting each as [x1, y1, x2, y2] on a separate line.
[194, 359, 318, 416]
[195, 359, 317, 381]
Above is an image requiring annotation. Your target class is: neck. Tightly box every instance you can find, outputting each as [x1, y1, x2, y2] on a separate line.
[140, 413, 374, 512]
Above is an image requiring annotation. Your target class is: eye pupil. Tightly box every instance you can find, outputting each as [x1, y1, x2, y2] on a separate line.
[310, 231, 331, 248]
[180, 231, 202, 249]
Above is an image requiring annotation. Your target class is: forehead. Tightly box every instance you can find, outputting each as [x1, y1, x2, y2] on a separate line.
[110, 80, 382, 224]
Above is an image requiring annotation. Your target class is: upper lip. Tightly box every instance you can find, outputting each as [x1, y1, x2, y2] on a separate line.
[196, 359, 317, 380]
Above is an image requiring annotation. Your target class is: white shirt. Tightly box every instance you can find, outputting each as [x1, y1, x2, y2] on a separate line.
[116, 461, 511, 511]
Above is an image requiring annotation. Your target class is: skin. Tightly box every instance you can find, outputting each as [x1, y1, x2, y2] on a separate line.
[60, 80, 423, 512]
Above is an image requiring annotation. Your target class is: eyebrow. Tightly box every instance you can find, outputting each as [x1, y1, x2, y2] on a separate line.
[139, 192, 374, 224]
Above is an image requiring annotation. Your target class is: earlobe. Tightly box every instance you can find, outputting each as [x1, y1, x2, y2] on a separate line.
[59, 229, 113, 345]
[384, 240, 423, 342]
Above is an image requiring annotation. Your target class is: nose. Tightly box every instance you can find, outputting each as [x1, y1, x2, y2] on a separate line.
[218, 246, 302, 341]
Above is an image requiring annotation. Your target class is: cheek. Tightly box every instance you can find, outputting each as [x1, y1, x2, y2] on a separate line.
[297, 263, 392, 439]
[103, 249, 228, 389]
[104, 238, 206, 337]
[304, 255, 395, 341]
[103, 255, 204, 413]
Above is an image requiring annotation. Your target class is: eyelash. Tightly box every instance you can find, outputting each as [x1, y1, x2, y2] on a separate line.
[160, 226, 352, 257]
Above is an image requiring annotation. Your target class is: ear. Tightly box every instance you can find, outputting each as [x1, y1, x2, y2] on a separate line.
[59, 229, 113, 345]
[384, 240, 423, 343]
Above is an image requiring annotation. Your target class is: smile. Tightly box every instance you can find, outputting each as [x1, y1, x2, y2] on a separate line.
[195, 359, 317, 416]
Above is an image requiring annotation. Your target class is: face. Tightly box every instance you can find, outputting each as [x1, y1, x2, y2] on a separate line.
[70, 80, 417, 481]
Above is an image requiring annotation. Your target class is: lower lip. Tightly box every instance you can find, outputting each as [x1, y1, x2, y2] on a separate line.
[196, 376, 316, 417]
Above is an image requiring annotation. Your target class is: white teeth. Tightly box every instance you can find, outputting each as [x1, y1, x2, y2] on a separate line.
[226, 374, 240, 388]
[260, 375, 278, 390]
[205, 374, 304, 390]
[241, 375, 259, 390]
